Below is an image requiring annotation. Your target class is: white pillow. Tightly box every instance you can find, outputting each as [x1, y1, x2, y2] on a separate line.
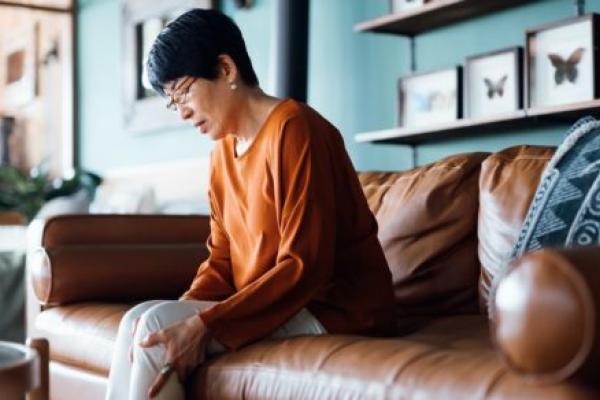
[90, 185, 157, 214]
[34, 189, 92, 219]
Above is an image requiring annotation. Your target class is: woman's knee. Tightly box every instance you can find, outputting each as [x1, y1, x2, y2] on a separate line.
[135, 300, 211, 337]
[121, 300, 164, 331]
[135, 301, 181, 335]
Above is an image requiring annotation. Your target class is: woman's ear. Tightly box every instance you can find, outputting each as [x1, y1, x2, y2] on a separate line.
[217, 54, 239, 83]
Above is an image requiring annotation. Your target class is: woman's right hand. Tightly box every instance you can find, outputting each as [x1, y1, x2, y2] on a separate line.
[128, 317, 141, 364]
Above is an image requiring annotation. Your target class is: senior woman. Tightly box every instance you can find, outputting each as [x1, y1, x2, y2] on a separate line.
[105, 8, 395, 400]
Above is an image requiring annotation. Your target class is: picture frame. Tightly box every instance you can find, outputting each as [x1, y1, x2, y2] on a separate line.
[0, 7, 76, 179]
[525, 13, 600, 110]
[397, 66, 462, 128]
[0, 21, 38, 109]
[389, 0, 429, 14]
[464, 47, 523, 119]
[121, 0, 216, 134]
[39, 12, 76, 179]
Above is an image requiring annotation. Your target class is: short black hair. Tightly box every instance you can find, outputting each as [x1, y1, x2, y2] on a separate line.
[147, 8, 259, 95]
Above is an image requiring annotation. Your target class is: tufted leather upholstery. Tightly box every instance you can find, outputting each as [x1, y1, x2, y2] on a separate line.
[26, 145, 600, 399]
[478, 145, 555, 312]
[360, 152, 487, 331]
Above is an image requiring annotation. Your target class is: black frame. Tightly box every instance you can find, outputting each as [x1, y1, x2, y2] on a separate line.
[397, 66, 463, 127]
[525, 13, 600, 110]
[464, 46, 523, 119]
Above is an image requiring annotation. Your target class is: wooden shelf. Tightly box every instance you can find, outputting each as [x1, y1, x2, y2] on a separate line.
[355, 100, 600, 145]
[354, 0, 536, 36]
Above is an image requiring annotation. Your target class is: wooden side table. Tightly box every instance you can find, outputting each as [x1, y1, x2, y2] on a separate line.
[0, 338, 48, 400]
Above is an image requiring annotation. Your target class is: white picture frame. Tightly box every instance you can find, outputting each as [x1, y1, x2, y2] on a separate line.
[398, 66, 462, 128]
[465, 47, 523, 119]
[526, 14, 599, 110]
[389, 0, 427, 13]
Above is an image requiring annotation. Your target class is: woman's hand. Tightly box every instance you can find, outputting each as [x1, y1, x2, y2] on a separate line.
[138, 314, 210, 398]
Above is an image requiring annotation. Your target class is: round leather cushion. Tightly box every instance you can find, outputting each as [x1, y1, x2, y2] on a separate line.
[492, 248, 599, 383]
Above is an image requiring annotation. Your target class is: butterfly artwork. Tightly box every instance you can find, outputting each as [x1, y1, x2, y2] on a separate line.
[409, 91, 455, 113]
[547, 47, 585, 85]
[410, 92, 434, 112]
[483, 75, 508, 99]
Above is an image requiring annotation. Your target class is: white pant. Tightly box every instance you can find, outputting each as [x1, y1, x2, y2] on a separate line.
[105, 299, 327, 400]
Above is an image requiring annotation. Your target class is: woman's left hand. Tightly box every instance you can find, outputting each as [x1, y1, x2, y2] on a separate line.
[138, 314, 210, 398]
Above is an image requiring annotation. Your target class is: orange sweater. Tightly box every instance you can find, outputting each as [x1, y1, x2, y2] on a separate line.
[182, 99, 395, 350]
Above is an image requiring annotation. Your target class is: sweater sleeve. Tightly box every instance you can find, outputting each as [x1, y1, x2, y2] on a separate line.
[179, 188, 235, 302]
[198, 115, 337, 350]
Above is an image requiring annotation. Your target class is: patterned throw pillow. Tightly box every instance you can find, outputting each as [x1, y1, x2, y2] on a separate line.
[490, 116, 600, 311]
[512, 116, 600, 255]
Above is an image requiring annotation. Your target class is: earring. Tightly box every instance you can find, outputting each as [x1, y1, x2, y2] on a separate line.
[230, 82, 238, 90]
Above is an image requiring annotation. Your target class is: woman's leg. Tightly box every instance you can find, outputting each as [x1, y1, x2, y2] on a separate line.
[105, 300, 165, 400]
[128, 300, 218, 400]
[108, 300, 326, 400]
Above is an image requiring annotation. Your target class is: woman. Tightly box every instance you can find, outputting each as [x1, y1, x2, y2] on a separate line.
[106, 8, 395, 400]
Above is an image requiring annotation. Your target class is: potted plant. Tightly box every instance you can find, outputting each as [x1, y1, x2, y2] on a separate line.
[0, 165, 102, 222]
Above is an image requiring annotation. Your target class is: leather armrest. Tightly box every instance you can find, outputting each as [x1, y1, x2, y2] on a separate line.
[29, 214, 210, 306]
[26, 218, 47, 338]
[492, 247, 600, 384]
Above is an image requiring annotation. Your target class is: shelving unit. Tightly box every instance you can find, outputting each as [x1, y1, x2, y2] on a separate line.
[355, 111, 527, 145]
[354, 99, 600, 144]
[356, 101, 600, 144]
[354, 0, 535, 36]
[354, 0, 596, 147]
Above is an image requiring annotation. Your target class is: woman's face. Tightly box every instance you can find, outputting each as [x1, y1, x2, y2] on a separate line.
[164, 68, 235, 141]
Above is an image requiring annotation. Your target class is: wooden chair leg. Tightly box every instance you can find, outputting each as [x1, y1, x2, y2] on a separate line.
[26, 338, 49, 400]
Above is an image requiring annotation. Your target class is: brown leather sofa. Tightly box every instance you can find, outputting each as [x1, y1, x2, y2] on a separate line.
[25, 145, 600, 399]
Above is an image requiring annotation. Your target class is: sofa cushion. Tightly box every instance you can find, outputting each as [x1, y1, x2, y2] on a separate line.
[35, 303, 130, 375]
[38, 304, 600, 400]
[478, 145, 554, 312]
[359, 152, 488, 327]
[31, 215, 210, 306]
[512, 116, 600, 256]
[189, 315, 600, 399]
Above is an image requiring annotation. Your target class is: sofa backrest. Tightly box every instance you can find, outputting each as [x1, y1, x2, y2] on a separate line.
[477, 145, 555, 313]
[358, 152, 488, 329]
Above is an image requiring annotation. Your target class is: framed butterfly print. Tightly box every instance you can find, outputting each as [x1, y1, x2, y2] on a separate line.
[397, 66, 462, 128]
[464, 47, 523, 119]
[526, 14, 600, 110]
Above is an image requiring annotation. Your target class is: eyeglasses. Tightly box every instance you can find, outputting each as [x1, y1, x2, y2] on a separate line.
[165, 77, 197, 111]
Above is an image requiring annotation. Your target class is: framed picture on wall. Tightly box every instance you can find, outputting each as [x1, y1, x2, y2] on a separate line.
[122, 0, 216, 134]
[0, 21, 38, 109]
[0, 7, 76, 179]
[464, 47, 523, 119]
[526, 14, 600, 110]
[397, 66, 462, 128]
[389, 0, 429, 14]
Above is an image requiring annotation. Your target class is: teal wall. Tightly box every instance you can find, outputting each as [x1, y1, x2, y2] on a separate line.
[77, 0, 272, 173]
[77, 0, 600, 174]
[309, 0, 600, 171]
